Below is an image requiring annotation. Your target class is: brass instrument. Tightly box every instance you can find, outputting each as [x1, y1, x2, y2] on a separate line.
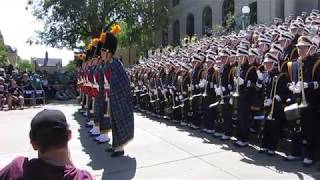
[159, 76, 168, 103]
[188, 69, 193, 109]
[298, 62, 308, 108]
[210, 66, 225, 108]
[148, 79, 154, 103]
[232, 60, 241, 97]
[173, 72, 184, 109]
[178, 74, 185, 108]
[150, 79, 159, 103]
[171, 86, 178, 110]
[266, 75, 279, 120]
[202, 69, 208, 97]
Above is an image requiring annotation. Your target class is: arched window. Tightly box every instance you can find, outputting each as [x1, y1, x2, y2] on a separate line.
[173, 20, 180, 46]
[162, 26, 168, 46]
[222, 0, 234, 27]
[249, 1, 257, 25]
[202, 6, 212, 36]
[186, 13, 195, 37]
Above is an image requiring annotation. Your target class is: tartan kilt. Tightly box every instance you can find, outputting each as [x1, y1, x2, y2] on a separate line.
[109, 59, 134, 148]
[95, 94, 105, 117]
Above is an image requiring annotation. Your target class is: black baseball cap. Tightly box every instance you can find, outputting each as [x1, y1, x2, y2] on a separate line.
[29, 109, 68, 140]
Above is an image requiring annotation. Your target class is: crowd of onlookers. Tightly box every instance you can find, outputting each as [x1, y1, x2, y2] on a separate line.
[0, 64, 77, 111]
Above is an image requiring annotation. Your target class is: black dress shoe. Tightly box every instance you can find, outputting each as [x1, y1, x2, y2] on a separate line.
[90, 133, 100, 137]
[105, 148, 115, 153]
[303, 162, 315, 168]
[86, 124, 94, 128]
[111, 151, 124, 157]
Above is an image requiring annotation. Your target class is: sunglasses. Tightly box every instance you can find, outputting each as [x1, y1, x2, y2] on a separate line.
[101, 48, 109, 52]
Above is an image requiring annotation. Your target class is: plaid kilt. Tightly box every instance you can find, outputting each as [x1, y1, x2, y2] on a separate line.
[109, 59, 134, 148]
[94, 95, 104, 123]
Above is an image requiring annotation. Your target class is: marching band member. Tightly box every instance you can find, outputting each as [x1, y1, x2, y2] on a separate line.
[214, 49, 233, 140]
[201, 53, 217, 134]
[234, 47, 258, 147]
[257, 53, 290, 155]
[285, 35, 320, 166]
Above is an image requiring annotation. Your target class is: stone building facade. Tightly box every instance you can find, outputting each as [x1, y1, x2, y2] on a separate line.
[155, 0, 320, 47]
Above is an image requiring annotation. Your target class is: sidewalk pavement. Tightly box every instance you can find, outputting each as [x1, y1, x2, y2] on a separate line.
[0, 101, 319, 179]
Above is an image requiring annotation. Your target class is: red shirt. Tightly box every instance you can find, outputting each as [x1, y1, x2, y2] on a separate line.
[0, 156, 93, 180]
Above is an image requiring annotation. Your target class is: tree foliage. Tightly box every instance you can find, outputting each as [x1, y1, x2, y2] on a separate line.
[17, 60, 35, 72]
[63, 60, 76, 72]
[0, 35, 8, 65]
[27, 0, 169, 50]
[224, 12, 235, 31]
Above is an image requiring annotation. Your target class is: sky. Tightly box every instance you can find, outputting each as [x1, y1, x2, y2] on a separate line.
[0, 0, 74, 66]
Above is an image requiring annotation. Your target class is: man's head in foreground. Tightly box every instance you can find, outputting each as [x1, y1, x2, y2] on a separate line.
[29, 109, 71, 154]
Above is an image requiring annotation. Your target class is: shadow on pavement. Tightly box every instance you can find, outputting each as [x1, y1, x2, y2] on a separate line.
[73, 111, 137, 180]
[49, 99, 80, 106]
[139, 111, 320, 180]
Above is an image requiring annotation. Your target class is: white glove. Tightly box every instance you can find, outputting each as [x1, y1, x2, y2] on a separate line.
[264, 99, 272, 107]
[200, 79, 207, 88]
[162, 89, 167, 94]
[293, 86, 302, 94]
[296, 81, 308, 89]
[222, 86, 226, 92]
[257, 71, 263, 80]
[179, 95, 183, 100]
[229, 98, 233, 105]
[169, 89, 174, 95]
[290, 82, 303, 94]
[234, 77, 245, 86]
[288, 82, 295, 92]
[246, 80, 251, 88]
[275, 95, 281, 102]
[215, 88, 222, 96]
[199, 80, 205, 88]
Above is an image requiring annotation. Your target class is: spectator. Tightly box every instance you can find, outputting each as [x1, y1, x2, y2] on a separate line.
[0, 109, 94, 179]
[7, 64, 14, 76]
[7, 79, 24, 110]
[32, 74, 43, 90]
[0, 68, 6, 79]
[21, 73, 33, 90]
[54, 85, 70, 101]
[21, 73, 34, 101]
[32, 74, 45, 101]
[0, 77, 8, 110]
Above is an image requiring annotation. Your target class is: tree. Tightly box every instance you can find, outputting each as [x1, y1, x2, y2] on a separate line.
[224, 12, 235, 32]
[17, 60, 35, 72]
[63, 60, 76, 72]
[26, 0, 169, 50]
[0, 35, 8, 65]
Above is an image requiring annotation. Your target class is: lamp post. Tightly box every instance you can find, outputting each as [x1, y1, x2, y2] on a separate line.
[241, 6, 250, 30]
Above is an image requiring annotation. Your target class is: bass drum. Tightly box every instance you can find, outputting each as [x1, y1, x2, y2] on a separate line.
[284, 103, 301, 121]
[164, 107, 173, 116]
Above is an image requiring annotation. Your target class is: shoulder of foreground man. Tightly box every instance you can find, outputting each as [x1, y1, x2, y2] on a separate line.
[0, 156, 28, 179]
